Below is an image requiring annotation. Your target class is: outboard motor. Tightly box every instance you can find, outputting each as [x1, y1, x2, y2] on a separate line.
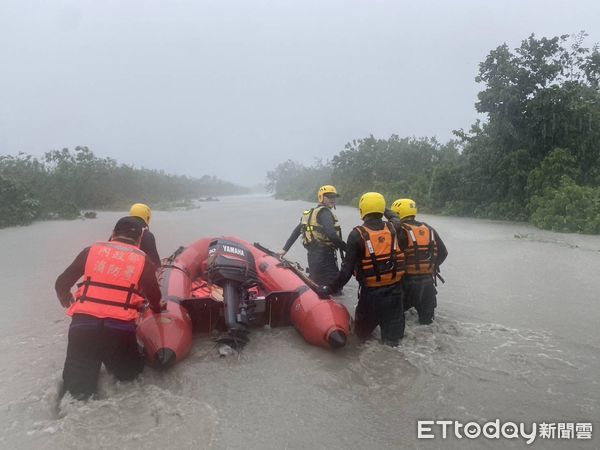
[207, 239, 258, 348]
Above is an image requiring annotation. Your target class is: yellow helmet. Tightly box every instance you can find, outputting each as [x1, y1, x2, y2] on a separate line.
[317, 185, 339, 203]
[358, 192, 386, 219]
[129, 203, 152, 225]
[391, 198, 417, 219]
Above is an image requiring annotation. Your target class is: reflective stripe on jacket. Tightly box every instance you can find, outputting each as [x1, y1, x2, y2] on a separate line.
[69, 241, 147, 321]
[355, 222, 405, 287]
[402, 223, 438, 275]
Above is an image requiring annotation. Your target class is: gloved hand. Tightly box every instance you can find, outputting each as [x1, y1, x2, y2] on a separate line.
[316, 285, 332, 297]
[59, 295, 74, 308]
[150, 300, 167, 313]
[276, 249, 287, 258]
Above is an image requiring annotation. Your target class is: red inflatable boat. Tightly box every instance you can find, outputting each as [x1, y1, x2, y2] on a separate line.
[137, 236, 351, 368]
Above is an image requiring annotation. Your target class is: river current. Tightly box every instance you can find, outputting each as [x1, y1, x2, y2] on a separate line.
[0, 195, 597, 449]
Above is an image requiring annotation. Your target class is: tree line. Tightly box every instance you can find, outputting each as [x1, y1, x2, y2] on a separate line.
[0, 146, 248, 228]
[267, 33, 600, 234]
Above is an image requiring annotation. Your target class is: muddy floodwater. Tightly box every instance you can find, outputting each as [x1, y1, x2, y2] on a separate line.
[0, 195, 598, 449]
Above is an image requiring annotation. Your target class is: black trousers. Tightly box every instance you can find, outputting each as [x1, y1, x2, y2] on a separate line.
[354, 282, 405, 346]
[62, 314, 144, 400]
[306, 244, 340, 286]
[403, 275, 437, 324]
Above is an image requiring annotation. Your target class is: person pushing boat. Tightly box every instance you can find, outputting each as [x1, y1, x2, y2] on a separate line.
[55, 216, 165, 399]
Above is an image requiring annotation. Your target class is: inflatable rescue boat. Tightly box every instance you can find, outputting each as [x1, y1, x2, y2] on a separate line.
[137, 236, 351, 368]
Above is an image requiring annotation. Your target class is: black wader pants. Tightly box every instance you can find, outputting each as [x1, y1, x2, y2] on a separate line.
[306, 244, 340, 286]
[402, 275, 437, 324]
[354, 282, 405, 346]
[62, 314, 144, 400]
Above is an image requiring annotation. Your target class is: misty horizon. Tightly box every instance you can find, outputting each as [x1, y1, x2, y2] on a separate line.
[1, 0, 599, 186]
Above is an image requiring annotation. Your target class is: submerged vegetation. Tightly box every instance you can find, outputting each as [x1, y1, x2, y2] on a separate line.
[0, 146, 248, 228]
[267, 33, 600, 233]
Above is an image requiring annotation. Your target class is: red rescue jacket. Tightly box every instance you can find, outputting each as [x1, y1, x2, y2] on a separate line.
[69, 241, 147, 321]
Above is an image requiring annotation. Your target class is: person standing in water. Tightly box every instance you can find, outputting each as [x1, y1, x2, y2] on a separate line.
[326, 192, 405, 346]
[55, 217, 165, 399]
[386, 198, 447, 324]
[280, 185, 346, 288]
[128, 203, 161, 268]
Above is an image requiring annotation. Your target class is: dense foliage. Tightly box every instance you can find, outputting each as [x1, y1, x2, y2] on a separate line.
[0, 146, 248, 228]
[267, 33, 600, 233]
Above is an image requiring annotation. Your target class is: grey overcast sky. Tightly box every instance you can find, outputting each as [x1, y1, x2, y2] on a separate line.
[1, 1, 599, 186]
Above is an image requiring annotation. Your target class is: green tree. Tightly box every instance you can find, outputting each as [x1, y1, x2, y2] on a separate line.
[267, 33, 600, 234]
[530, 176, 600, 233]
[456, 32, 600, 221]
[0, 174, 40, 227]
[0, 147, 249, 228]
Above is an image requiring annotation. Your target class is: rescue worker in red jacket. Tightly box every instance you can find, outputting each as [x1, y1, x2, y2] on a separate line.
[55, 216, 165, 400]
[128, 203, 161, 268]
[386, 198, 448, 324]
[326, 192, 405, 346]
[280, 185, 346, 287]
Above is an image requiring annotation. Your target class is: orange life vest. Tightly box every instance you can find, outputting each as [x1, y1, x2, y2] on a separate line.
[355, 222, 405, 287]
[401, 223, 438, 275]
[69, 241, 147, 321]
